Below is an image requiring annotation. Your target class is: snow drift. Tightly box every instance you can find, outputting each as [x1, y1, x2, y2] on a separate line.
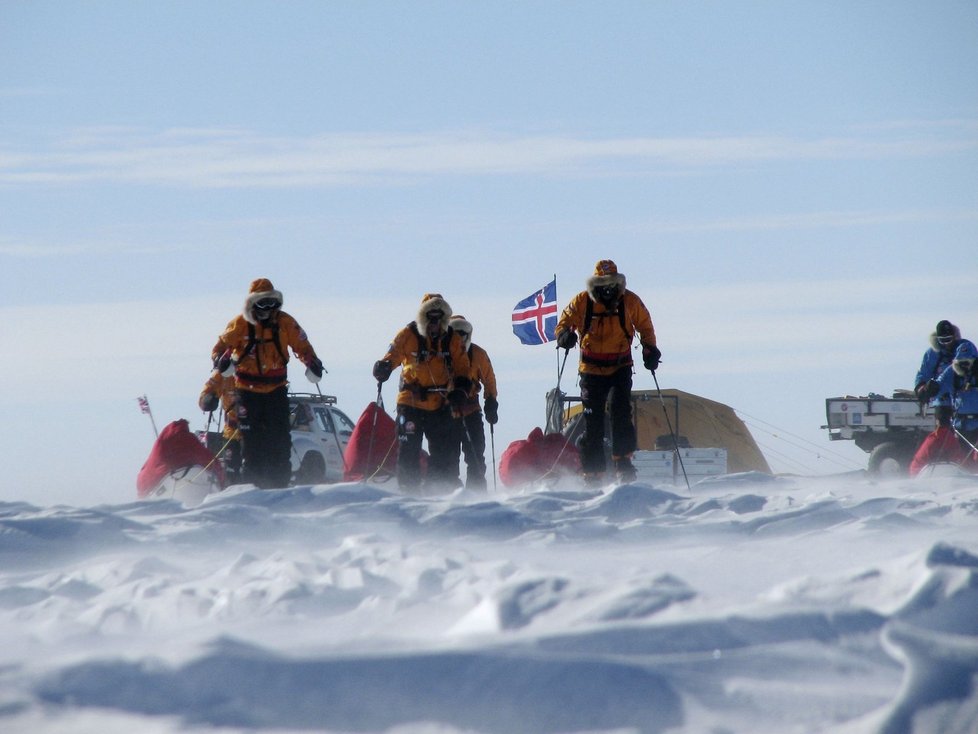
[2, 471, 978, 733]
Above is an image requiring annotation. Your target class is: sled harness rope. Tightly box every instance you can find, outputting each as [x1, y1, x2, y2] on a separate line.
[183, 432, 237, 488]
[954, 426, 978, 460]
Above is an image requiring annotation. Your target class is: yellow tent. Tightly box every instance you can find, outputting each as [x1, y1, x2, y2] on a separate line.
[562, 388, 771, 474]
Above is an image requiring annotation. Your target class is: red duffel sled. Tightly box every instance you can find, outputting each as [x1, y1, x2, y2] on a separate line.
[499, 427, 580, 488]
[909, 425, 978, 476]
[137, 419, 224, 501]
[343, 401, 399, 482]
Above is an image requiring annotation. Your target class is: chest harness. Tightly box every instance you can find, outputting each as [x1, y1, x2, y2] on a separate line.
[236, 321, 289, 383]
[403, 323, 455, 398]
[580, 297, 634, 367]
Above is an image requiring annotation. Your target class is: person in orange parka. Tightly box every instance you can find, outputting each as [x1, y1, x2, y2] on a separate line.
[448, 314, 498, 491]
[211, 278, 324, 489]
[198, 370, 243, 486]
[554, 259, 659, 485]
[372, 293, 472, 494]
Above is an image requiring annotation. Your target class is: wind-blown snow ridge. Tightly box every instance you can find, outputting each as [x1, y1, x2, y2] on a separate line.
[2, 473, 978, 733]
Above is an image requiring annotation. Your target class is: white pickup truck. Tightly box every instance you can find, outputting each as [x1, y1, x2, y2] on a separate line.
[289, 392, 356, 484]
[823, 391, 935, 474]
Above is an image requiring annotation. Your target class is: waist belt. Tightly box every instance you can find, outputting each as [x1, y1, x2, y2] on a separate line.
[581, 350, 633, 367]
[236, 369, 287, 385]
[404, 382, 448, 400]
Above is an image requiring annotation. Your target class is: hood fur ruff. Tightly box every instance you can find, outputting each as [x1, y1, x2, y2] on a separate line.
[929, 321, 961, 351]
[416, 294, 452, 333]
[586, 271, 627, 302]
[449, 315, 473, 349]
[243, 278, 284, 325]
[952, 341, 977, 376]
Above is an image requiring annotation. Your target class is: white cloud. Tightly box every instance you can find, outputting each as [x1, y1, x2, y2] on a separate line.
[607, 208, 978, 235]
[2, 123, 975, 188]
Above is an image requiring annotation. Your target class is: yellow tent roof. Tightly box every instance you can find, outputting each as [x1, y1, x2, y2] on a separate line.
[565, 388, 771, 474]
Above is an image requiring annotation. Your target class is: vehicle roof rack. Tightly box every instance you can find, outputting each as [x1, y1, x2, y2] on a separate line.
[288, 392, 337, 405]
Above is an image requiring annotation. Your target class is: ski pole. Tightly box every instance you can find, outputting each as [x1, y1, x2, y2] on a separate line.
[651, 370, 691, 493]
[314, 381, 349, 475]
[548, 346, 572, 433]
[556, 346, 570, 390]
[203, 409, 214, 453]
[365, 382, 383, 482]
[490, 423, 497, 492]
[954, 426, 978, 458]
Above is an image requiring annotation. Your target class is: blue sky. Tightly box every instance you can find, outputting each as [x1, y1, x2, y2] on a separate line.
[2, 1, 977, 505]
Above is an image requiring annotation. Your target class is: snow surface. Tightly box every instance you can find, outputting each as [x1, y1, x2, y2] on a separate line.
[3, 471, 978, 734]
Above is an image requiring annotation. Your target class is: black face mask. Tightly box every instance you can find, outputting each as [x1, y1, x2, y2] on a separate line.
[426, 310, 444, 324]
[598, 286, 619, 303]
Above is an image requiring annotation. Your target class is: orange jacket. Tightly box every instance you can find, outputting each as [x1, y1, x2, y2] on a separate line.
[555, 290, 656, 376]
[455, 343, 498, 417]
[380, 324, 472, 411]
[199, 371, 241, 440]
[214, 311, 318, 393]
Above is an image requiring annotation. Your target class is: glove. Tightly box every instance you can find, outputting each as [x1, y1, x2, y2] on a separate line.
[483, 396, 498, 425]
[916, 380, 939, 401]
[447, 388, 468, 411]
[642, 344, 661, 372]
[556, 330, 578, 350]
[305, 357, 324, 383]
[199, 392, 220, 413]
[214, 350, 234, 377]
[373, 360, 393, 383]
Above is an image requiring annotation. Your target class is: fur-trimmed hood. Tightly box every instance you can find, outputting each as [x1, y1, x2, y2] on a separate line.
[243, 278, 284, 325]
[416, 293, 452, 333]
[586, 259, 627, 302]
[449, 314, 473, 349]
[929, 319, 961, 352]
[952, 341, 977, 376]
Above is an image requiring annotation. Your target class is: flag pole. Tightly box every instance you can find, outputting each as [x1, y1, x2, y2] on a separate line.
[553, 273, 559, 382]
[138, 394, 159, 437]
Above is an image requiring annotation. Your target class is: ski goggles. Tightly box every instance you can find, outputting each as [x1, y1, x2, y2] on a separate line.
[254, 298, 282, 311]
[937, 334, 955, 346]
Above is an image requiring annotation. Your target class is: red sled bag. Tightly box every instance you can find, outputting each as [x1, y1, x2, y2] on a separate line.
[909, 425, 969, 476]
[343, 401, 399, 481]
[499, 427, 580, 488]
[137, 419, 224, 497]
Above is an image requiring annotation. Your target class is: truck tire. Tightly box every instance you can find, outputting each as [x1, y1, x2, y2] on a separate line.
[867, 441, 911, 476]
[295, 451, 327, 484]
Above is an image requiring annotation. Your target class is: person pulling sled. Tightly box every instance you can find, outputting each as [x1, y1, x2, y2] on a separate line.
[210, 278, 324, 489]
[554, 260, 660, 486]
[373, 293, 472, 494]
[914, 319, 975, 428]
[448, 314, 499, 491]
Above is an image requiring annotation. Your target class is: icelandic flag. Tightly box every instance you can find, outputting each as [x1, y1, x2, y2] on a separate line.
[512, 279, 558, 345]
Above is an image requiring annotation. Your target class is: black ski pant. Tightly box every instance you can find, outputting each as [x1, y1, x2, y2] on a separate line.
[578, 367, 635, 475]
[396, 404, 461, 494]
[220, 437, 243, 486]
[238, 386, 293, 489]
[458, 411, 488, 491]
